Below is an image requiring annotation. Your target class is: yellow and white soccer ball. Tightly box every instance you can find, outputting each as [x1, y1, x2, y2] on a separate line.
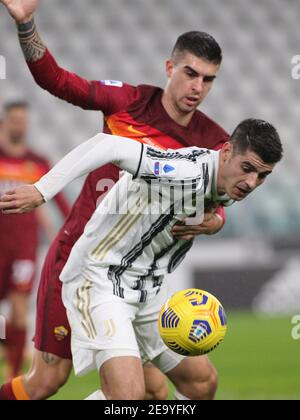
[158, 289, 227, 356]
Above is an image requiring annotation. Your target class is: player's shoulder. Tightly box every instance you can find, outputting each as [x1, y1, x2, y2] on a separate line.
[97, 81, 160, 95]
[101, 83, 162, 117]
[135, 84, 162, 95]
[171, 147, 218, 172]
[193, 109, 230, 141]
[171, 146, 211, 157]
[149, 146, 212, 164]
[130, 84, 162, 103]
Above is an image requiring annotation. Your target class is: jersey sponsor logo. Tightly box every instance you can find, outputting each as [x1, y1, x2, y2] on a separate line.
[54, 326, 69, 342]
[163, 164, 175, 174]
[100, 80, 123, 87]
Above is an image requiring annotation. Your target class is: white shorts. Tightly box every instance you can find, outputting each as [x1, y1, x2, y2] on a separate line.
[61, 271, 185, 376]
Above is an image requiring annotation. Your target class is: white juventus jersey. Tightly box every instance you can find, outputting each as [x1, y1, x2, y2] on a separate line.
[35, 134, 233, 303]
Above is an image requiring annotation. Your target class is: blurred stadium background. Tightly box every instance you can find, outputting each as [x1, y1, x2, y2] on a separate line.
[0, 0, 299, 400]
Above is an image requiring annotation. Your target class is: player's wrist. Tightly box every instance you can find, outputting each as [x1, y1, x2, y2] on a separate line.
[33, 182, 47, 204]
[17, 16, 34, 29]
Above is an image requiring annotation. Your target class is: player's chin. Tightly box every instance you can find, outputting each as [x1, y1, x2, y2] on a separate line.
[179, 101, 199, 113]
[229, 189, 250, 201]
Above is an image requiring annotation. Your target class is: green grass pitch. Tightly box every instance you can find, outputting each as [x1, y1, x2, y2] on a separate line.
[1, 312, 299, 400]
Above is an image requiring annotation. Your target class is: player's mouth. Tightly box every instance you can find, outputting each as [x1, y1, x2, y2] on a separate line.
[184, 96, 200, 107]
[234, 186, 251, 198]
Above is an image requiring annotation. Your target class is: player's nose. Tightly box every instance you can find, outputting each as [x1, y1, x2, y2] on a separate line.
[245, 173, 259, 190]
[192, 77, 204, 94]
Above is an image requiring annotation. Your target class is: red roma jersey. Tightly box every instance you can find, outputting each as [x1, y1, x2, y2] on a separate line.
[0, 148, 70, 250]
[0, 149, 51, 249]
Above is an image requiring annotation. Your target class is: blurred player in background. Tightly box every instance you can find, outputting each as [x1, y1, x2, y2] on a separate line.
[0, 101, 70, 380]
[0, 0, 228, 400]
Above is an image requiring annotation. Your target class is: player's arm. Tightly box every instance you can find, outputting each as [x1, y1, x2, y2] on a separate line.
[172, 206, 224, 240]
[0, 0, 44, 60]
[17, 18, 105, 109]
[0, 133, 144, 213]
[40, 160, 71, 218]
[1, 1, 118, 109]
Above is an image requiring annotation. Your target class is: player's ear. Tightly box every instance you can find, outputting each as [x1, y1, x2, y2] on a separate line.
[221, 142, 233, 163]
[165, 59, 174, 78]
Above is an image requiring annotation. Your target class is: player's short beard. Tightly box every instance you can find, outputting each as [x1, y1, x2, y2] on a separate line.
[9, 133, 24, 145]
[176, 99, 194, 114]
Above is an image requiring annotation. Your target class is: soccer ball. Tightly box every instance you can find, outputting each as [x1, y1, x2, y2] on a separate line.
[158, 289, 227, 356]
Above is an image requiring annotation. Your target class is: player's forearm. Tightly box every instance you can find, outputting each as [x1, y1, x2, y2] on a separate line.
[17, 18, 46, 62]
[17, 18, 104, 109]
[35, 134, 142, 202]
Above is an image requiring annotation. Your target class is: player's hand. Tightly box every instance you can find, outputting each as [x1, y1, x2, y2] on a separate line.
[172, 211, 224, 241]
[0, 185, 44, 214]
[0, 0, 39, 23]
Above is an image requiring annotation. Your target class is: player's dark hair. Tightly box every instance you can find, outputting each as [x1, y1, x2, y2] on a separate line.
[172, 31, 222, 65]
[4, 101, 30, 113]
[230, 119, 283, 164]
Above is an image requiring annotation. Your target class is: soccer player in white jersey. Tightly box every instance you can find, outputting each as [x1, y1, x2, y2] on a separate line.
[0, 118, 283, 400]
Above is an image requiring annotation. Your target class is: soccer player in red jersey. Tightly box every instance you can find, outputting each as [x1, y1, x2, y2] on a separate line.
[0, 0, 229, 400]
[0, 101, 70, 380]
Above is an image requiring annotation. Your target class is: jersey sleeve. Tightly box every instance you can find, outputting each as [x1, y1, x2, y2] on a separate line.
[34, 133, 143, 202]
[27, 49, 138, 114]
[135, 145, 208, 186]
[38, 157, 71, 217]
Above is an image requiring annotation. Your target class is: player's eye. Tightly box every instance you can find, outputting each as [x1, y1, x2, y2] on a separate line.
[203, 76, 216, 83]
[185, 70, 196, 78]
[242, 165, 252, 173]
[258, 173, 268, 181]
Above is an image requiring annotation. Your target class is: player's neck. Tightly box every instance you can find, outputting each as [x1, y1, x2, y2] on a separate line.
[1, 138, 27, 158]
[216, 153, 227, 196]
[161, 93, 194, 127]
